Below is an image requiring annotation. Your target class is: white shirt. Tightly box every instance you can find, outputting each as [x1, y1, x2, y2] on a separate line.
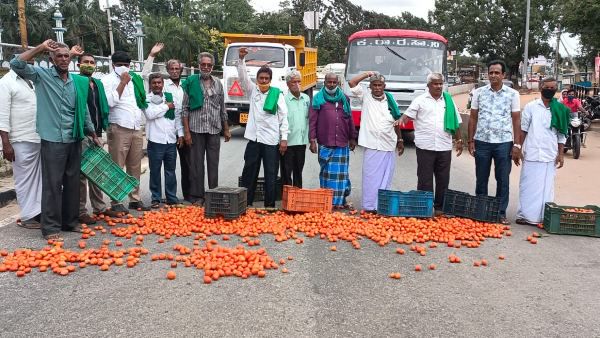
[141, 56, 185, 111]
[0, 70, 40, 143]
[521, 98, 567, 162]
[404, 92, 462, 151]
[237, 60, 289, 145]
[101, 71, 144, 130]
[144, 93, 184, 144]
[352, 85, 397, 151]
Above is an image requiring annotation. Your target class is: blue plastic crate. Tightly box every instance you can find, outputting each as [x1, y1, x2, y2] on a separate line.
[377, 189, 433, 218]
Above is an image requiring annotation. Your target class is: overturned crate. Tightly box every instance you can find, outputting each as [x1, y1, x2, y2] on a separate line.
[80, 145, 139, 202]
[282, 185, 333, 213]
[442, 190, 501, 223]
[205, 187, 248, 220]
[377, 189, 434, 218]
[238, 176, 283, 201]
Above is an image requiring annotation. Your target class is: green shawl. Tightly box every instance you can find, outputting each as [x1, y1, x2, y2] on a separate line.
[442, 92, 460, 134]
[91, 78, 109, 130]
[163, 92, 175, 120]
[181, 74, 204, 111]
[71, 74, 90, 140]
[263, 87, 282, 114]
[549, 98, 571, 137]
[129, 71, 148, 110]
[384, 92, 401, 120]
[312, 87, 351, 116]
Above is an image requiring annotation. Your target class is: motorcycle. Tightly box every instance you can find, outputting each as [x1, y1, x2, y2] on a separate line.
[583, 95, 600, 123]
[563, 113, 586, 159]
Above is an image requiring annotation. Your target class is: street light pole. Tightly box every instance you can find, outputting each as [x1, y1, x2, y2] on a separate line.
[134, 16, 144, 62]
[106, 0, 115, 55]
[522, 0, 530, 87]
[0, 26, 4, 61]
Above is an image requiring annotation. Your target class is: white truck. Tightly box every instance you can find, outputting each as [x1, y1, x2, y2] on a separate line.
[221, 33, 318, 126]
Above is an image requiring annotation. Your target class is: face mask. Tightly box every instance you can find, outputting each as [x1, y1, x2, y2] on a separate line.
[150, 94, 164, 105]
[325, 87, 338, 95]
[541, 88, 557, 100]
[79, 65, 95, 75]
[114, 66, 129, 76]
[258, 83, 271, 92]
[567, 95, 575, 101]
[200, 71, 211, 79]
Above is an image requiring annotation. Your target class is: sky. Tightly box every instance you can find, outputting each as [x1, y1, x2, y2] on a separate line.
[251, 0, 435, 19]
[249, 0, 580, 56]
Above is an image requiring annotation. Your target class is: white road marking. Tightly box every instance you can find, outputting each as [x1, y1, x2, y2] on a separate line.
[0, 214, 19, 228]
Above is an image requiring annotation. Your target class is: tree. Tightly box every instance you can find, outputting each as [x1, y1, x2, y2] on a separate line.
[430, 0, 557, 78]
[58, 0, 109, 55]
[560, 0, 600, 64]
[0, 0, 52, 49]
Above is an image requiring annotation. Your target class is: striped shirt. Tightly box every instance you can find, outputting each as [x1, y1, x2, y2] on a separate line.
[182, 76, 227, 135]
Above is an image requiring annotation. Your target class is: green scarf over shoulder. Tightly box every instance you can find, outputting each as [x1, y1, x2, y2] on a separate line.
[91, 78, 109, 130]
[384, 92, 401, 120]
[129, 71, 148, 110]
[163, 92, 175, 120]
[549, 98, 571, 137]
[71, 74, 90, 140]
[312, 87, 351, 116]
[181, 74, 204, 111]
[442, 92, 460, 134]
[263, 87, 282, 114]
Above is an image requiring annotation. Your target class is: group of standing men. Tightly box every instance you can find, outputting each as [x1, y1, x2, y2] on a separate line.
[0, 39, 570, 241]
[1, 40, 230, 241]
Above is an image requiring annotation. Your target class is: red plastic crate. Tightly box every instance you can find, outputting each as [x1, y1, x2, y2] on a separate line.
[281, 185, 333, 213]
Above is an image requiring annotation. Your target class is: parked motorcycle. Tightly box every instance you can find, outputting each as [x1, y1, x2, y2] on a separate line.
[563, 113, 585, 159]
[583, 95, 600, 121]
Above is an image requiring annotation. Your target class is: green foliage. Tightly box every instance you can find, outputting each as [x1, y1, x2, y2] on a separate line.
[431, 0, 557, 77]
[560, 0, 600, 65]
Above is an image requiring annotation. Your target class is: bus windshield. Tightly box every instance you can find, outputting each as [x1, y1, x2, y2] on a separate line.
[225, 46, 285, 68]
[346, 37, 446, 82]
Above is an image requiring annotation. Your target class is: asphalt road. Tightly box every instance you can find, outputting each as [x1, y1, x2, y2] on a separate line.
[1, 116, 600, 337]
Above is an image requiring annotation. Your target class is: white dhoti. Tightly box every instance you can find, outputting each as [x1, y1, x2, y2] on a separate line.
[362, 149, 396, 211]
[517, 160, 556, 223]
[12, 142, 42, 221]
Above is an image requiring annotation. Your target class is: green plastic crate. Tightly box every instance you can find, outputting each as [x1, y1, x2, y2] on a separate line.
[543, 203, 600, 237]
[80, 145, 139, 202]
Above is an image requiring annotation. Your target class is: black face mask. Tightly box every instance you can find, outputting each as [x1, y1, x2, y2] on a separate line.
[541, 88, 557, 99]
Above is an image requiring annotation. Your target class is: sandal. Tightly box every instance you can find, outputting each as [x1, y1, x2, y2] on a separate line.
[44, 233, 64, 242]
[17, 219, 41, 230]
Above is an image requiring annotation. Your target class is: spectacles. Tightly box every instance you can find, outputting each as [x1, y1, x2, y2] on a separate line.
[199, 63, 213, 67]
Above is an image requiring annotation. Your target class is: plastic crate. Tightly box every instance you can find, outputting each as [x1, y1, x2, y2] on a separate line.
[543, 203, 600, 237]
[80, 145, 139, 202]
[205, 187, 247, 220]
[442, 190, 501, 223]
[238, 176, 282, 201]
[377, 189, 434, 218]
[282, 185, 333, 213]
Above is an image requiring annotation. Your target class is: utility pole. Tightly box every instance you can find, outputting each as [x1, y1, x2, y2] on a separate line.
[522, 0, 531, 87]
[106, 0, 115, 55]
[554, 23, 561, 78]
[17, 0, 28, 48]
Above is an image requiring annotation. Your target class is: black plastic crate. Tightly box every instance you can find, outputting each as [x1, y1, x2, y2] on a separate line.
[205, 186, 247, 220]
[442, 190, 501, 223]
[237, 176, 282, 201]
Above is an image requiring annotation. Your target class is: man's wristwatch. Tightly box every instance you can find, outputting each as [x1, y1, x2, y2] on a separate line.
[513, 144, 522, 150]
[397, 139, 404, 143]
